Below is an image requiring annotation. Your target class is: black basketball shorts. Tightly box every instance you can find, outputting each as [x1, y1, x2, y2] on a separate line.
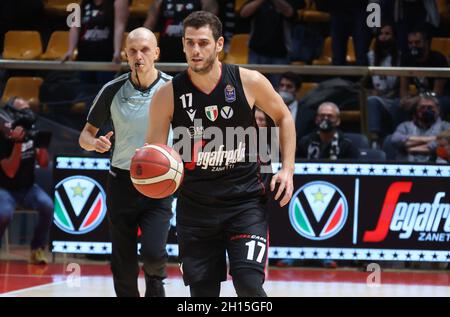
[176, 199, 268, 286]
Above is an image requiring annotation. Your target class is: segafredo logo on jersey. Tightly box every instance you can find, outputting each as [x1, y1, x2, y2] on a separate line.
[185, 140, 246, 171]
[363, 182, 450, 243]
[289, 181, 348, 240]
[53, 176, 107, 235]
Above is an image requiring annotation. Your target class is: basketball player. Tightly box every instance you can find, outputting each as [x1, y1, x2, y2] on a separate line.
[146, 11, 296, 297]
[79, 28, 173, 297]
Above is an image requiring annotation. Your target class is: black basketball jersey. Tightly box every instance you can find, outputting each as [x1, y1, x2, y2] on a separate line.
[171, 64, 266, 208]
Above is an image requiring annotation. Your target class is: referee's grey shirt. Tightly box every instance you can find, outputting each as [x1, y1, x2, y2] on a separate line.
[87, 71, 172, 170]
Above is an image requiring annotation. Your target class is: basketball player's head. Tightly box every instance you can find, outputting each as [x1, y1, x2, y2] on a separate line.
[125, 27, 160, 74]
[182, 11, 224, 74]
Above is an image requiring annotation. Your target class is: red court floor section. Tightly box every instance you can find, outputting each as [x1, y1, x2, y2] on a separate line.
[1, 260, 449, 294]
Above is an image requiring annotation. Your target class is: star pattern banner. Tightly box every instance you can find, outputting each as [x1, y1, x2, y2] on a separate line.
[50, 157, 450, 262]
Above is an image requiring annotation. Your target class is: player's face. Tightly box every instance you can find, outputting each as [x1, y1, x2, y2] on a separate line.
[378, 25, 393, 43]
[126, 36, 160, 73]
[183, 26, 224, 74]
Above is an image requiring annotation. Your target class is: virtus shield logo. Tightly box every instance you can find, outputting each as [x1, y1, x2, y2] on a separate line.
[53, 176, 107, 235]
[289, 181, 348, 240]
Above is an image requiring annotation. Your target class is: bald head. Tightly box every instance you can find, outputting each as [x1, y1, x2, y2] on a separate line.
[125, 27, 160, 73]
[126, 27, 158, 49]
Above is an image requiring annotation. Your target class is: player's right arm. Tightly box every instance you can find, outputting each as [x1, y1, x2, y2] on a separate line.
[146, 81, 174, 145]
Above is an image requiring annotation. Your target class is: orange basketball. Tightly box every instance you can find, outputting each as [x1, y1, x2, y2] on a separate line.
[130, 144, 184, 199]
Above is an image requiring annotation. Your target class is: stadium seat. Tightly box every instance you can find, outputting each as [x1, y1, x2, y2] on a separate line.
[223, 34, 249, 64]
[344, 132, 370, 149]
[41, 31, 70, 60]
[431, 37, 450, 60]
[437, 0, 450, 25]
[296, 82, 318, 99]
[297, 0, 330, 23]
[129, 0, 154, 18]
[1, 77, 44, 109]
[340, 110, 361, 123]
[235, 0, 247, 12]
[312, 36, 332, 65]
[3, 31, 43, 60]
[43, 0, 81, 17]
[312, 36, 356, 65]
[358, 149, 387, 161]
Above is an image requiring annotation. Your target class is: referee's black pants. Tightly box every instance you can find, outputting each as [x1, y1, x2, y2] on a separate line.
[106, 167, 172, 297]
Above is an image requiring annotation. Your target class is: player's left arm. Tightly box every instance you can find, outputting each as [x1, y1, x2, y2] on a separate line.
[241, 68, 296, 207]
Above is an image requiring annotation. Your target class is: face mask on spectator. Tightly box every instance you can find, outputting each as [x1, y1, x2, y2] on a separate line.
[436, 146, 448, 160]
[418, 108, 436, 125]
[318, 119, 336, 132]
[409, 47, 425, 59]
[279, 91, 295, 105]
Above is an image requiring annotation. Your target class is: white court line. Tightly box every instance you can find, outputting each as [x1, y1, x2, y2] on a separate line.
[0, 278, 72, 297]
[0, 273, 66, 278]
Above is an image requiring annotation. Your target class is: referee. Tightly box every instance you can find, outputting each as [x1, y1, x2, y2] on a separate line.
[79, 28, 172, 297]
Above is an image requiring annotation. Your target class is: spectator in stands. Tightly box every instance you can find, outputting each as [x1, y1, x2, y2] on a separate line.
[255, 107, 268, 128]
[0, 97, 53, 265]
[143, 0, 218, 62]
[240, 0, 304, 85]
[61, 0, 129, 83]
[436, 130, 450, 163]
[218, 0, 236, 53]
[366, 22, 404, 147]
[277, 72, 302, 154]
[389, 0, 440, 55]
[328, 0, 371, 65]
[391, 93, 450, 162]
[399, 28, 449, 118]
[298, 102, 359, 160]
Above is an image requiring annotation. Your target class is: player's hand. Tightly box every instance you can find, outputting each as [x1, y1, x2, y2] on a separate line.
[94, 131, 114, 153]
[10, 126, 25, 142]
[270, 167, 294, 207]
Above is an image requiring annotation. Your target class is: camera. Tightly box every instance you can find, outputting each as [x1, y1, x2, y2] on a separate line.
[0, 97, 51, 147]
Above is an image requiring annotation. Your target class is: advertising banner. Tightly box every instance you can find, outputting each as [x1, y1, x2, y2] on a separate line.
[51, 157, 450, 262]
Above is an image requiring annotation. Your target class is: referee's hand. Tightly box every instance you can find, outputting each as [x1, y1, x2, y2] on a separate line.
[94, 131, 114, 153]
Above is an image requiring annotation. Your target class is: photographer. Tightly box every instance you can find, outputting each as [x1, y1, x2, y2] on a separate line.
[0, 97, 53, 265]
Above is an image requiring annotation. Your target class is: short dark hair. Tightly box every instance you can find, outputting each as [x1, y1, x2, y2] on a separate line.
[183, 11, 222, 41]
[279, 72, 302, 89]
[408, 27, 430, 43]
